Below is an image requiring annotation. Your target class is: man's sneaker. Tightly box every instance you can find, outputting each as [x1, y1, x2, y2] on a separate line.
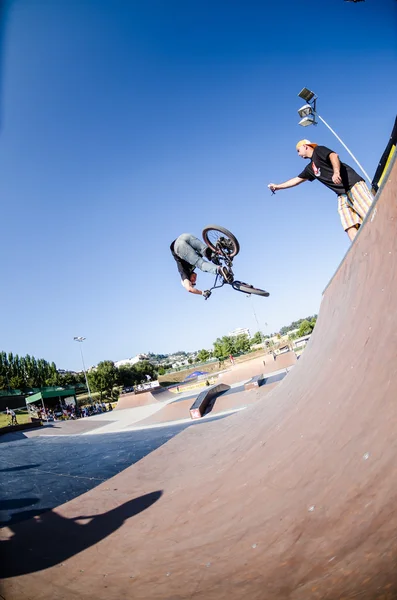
[218, 266, 233, 283]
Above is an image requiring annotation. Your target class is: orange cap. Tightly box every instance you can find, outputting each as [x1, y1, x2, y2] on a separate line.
[296, 139, 318, 150]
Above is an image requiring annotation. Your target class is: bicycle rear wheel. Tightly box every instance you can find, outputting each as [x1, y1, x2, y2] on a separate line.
[232, 280, 270, 297]
[202, 225, 240, 258]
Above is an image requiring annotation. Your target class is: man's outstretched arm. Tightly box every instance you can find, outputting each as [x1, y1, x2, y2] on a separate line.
[268, 177, 306, 192]
[182, 279, 204, 295]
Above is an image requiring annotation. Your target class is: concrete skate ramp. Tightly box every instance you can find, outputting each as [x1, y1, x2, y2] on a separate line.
[115, 386, 175, 410]
[216, 351, 296, 387]
[2, 157, 397, 598]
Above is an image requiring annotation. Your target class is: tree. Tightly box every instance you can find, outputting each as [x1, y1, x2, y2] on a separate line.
[234, 334, 251, 354]
[296, 319, 315, 337]
[116, 361, 158, 388]
[0, 350, 65, 391]
[197, 349, 210, 362]
[132, 361, 158, 384]
[58, 371, 80, 387]
[88, 360, 118, 400]
[116, 365, 136, 387]
[250, 331, 264, 346]
[279, 314, 318, 336]
[213, 336, 236, 360]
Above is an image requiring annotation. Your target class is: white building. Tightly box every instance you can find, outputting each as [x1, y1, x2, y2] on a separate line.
[114, 354, 150, 368]
[228, 327, 251, 339]
[293, 334, 311, 348]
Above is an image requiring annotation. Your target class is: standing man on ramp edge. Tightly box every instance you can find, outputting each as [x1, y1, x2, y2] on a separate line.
[268, 140, 374, 241]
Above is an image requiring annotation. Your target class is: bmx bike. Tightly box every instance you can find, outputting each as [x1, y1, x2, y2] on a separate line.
[202, 225, 270, 299]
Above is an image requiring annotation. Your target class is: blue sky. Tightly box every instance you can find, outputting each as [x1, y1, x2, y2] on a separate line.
[1, 0, 396, 371]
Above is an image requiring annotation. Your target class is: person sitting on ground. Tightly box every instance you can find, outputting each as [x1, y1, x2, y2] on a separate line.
[170, 233, 232, 296]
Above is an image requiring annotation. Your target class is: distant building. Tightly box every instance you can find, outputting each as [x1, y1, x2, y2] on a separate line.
[293, 334, 311, 349]
[228, 327, 251, 339]
[114, 354, 150, 368]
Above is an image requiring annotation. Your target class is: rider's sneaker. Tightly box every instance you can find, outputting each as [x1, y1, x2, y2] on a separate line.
[205, 247, 222, 265]
[218, 266, 233, 283]
[205, 247, 214, 261]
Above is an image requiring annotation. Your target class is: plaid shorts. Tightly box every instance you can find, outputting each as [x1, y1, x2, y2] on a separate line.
[337, 181, 374, 231]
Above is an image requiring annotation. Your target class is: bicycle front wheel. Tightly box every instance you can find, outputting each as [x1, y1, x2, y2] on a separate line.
[232, 281, 270, 297]
[202, 225, 240, 258]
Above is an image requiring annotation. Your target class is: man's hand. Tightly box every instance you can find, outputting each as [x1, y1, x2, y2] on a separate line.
[268, 183, 278, 192]
[329, 153, 342, 185]
[202, 290, 211, 300]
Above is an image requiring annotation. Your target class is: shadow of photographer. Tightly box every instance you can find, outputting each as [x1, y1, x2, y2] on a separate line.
[1, 490, 163, 578]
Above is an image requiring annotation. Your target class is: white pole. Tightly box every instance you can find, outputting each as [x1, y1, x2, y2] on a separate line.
[316, 113, 372, 184]
[79, 344, 93, 403]
[250, 297, 266, 353]
[41, 398, 48, 422]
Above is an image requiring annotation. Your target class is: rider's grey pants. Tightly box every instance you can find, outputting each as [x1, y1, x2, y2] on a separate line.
[174, 233, 218, 275]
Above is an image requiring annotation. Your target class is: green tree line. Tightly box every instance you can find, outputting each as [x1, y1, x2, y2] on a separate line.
[0, 352, 158, 397]
[279, 315, 317, 336]
[86, 360, 159, 400]
[0, 351, 64, 391]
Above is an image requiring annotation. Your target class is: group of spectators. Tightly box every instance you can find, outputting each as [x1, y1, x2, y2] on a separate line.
[79, 402, 114, 418]
[4, 401, 115, 427]
[38, 401, 114, 421]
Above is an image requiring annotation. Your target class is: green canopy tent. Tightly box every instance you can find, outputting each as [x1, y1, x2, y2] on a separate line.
[25, 388, 77, 420]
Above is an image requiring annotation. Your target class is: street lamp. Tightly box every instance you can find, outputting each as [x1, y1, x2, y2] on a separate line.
[297, 87, 372, 183]
[73, 336, 93, 403]
[250, 297, 268, 353]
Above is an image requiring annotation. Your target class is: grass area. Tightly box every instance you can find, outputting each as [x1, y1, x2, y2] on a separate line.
[158, 349, 267, 386]
[0, 410, 31, 429]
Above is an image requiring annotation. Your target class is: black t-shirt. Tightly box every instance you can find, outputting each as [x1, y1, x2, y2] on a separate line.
[170, 240, 195, 281]
[298, 146, 363, 195]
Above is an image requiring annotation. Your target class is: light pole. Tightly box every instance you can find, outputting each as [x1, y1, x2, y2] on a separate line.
[73, 336, 92, 403]
[297, 87, 372, 184]
[250, 296, 268, 353]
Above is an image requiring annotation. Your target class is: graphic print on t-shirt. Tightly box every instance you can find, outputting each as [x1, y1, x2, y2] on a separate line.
[312, 161, 321, 177]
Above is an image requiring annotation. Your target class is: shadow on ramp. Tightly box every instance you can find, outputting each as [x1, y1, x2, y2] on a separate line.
[1, 491, 163, 578]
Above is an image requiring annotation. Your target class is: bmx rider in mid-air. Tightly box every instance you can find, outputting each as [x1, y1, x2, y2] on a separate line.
[170, 233, 232, 296]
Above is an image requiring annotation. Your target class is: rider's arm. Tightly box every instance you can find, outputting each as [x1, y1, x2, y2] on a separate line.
[182, 279, 204, 295]
[268, 177, 306, 191]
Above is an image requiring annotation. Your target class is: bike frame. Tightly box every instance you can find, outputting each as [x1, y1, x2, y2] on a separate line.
[208, 274, 251, 296]
[207, 246, 248, 296]
[202, 229, 269, 299]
